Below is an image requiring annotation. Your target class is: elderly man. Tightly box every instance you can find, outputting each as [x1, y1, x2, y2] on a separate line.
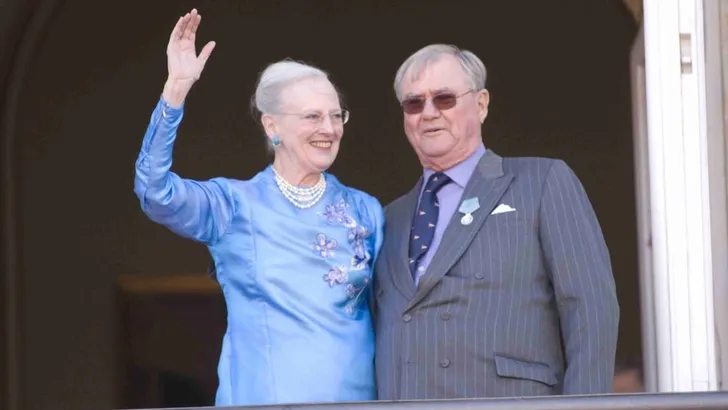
[373, 44, 619, 400]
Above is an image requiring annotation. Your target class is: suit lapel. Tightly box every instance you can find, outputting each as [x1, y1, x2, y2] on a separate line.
[386, 179, 422, 300]
[406, 150, 514, 311]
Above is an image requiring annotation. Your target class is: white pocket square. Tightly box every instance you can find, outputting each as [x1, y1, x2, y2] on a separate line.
[491, 203, 516, 215]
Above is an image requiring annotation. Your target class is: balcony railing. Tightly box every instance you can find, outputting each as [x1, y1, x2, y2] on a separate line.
[132, 391, 728, 410]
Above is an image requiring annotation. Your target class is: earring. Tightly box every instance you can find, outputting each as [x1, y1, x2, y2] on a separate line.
[271, 135, 280, 147]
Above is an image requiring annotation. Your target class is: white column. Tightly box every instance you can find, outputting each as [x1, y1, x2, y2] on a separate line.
[630, 23, 659, 393]
[704, 0, 728, 391]
[642, 0, 718, 392]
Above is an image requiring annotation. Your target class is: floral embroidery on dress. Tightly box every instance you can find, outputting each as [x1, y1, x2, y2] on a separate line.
[320, 198, 356, 228]
[323, 266, 348, 287]
[343, 276, 370, 315]
[311, 233, 337, 258]
[313, 195, 373, 315]
[348, 225, 370, 270]
[343, 275, 371, 314]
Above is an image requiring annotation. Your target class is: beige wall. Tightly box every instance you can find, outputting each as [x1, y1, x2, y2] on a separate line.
[2, 0, 641, 408]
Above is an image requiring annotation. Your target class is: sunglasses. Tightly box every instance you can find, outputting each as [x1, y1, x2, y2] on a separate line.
[400, 90, 474, 115]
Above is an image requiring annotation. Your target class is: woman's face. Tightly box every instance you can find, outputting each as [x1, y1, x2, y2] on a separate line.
[262, 77, 346, 176]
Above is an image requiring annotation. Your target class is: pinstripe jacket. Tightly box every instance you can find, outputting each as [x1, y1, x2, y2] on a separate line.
[373, 150, 619, 399]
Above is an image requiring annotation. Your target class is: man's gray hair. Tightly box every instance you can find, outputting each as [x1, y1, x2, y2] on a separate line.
[393, 44, 487, 101]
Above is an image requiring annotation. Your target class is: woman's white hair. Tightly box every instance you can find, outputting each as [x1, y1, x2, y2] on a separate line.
[250, 59, 331, 152]
[252, 59, 329, 115]
[393, 44, 487, 101]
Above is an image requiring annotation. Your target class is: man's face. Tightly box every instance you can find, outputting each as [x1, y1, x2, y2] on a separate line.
[613, 369, 644, 393]
[398, 56, 490, 171]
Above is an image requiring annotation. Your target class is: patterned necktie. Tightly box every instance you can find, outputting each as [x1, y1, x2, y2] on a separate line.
[409, 172, 451, 278]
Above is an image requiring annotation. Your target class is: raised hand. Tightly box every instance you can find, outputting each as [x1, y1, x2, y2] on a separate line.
[167, 8, 215, 83]
[164, 8, 216, 106]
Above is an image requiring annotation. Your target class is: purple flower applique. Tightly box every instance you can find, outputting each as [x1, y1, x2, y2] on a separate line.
[347, 225, 371, 270]
[346, 276, 370, 298]
[315, 196, 374, 314]
[344, 276, 371, 315]
[347, 225, 369, 243]
[351, 242, 370, 270]
[323, 266, 348, 287]
[318, 198, 356, 228]
[311, 233, 337, 258]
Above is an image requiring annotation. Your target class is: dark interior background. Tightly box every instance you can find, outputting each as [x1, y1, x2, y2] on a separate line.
[1, 0, 640, 408]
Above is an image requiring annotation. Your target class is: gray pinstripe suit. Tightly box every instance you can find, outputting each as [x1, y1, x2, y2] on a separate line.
[373, 150, 619, 399]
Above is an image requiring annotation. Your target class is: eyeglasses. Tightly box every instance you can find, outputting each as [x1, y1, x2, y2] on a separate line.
[400, 90, 474, 115]
[279, 110, 350, 126]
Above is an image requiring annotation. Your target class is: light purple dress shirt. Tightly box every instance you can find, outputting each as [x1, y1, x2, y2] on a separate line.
[414, 143, 486, 285]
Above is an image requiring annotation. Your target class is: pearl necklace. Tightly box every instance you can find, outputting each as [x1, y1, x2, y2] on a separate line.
[272, 166, 327, 209]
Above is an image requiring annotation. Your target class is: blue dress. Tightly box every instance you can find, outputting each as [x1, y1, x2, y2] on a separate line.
[133, 96, 385, 406]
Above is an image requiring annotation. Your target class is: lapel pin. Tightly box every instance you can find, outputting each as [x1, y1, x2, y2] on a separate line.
[458, 197, 480, 226]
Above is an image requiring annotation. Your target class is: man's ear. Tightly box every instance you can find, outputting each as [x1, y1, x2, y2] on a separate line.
[477, 89, 490, 123]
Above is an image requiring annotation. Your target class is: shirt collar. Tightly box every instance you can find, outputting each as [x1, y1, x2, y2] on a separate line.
[423, 142, 486, 188]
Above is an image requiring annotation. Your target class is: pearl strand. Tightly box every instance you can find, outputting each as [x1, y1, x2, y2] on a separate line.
[272, 166, 327, 209]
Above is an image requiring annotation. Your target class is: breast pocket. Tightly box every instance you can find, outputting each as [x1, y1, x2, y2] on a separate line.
[488, 210, 532, 228]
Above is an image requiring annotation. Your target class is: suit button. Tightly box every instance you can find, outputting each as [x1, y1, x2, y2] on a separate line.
[440, 359, 450, 368]
[440, 312, 451, 320]
[474, 272, 485, 279]
[402, 314, 412, 322]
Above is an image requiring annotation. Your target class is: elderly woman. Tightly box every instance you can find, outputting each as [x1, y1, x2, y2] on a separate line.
[133, 9, 383, 406]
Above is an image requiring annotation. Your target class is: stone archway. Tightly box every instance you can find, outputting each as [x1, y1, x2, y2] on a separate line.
[1, 2, 65, 409]
[1, 1, 642, 408]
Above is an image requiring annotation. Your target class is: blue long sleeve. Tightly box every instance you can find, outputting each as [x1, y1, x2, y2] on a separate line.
[133, 96, 237, 244]
[134, 97, 380, 406]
